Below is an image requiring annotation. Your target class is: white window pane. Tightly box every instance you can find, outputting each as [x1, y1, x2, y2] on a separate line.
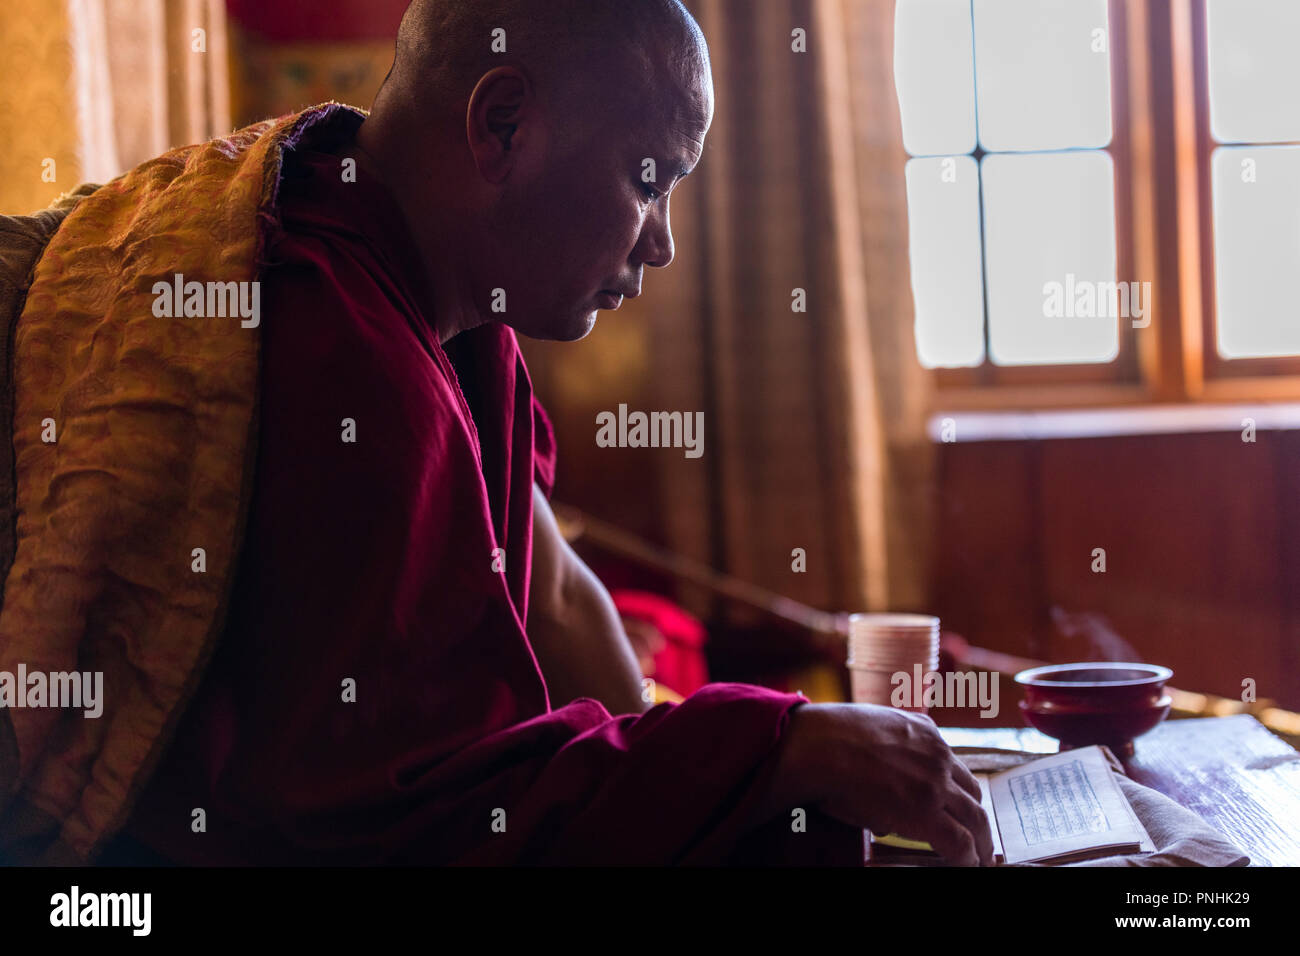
[895, 0, 977, 157]
[981, 151, 1120, 366]
[972, 0, 1112, 152]
[1207, 0, 1300, 144]
[905, 156, 985, 368]
[1211, 146, 1300, 358]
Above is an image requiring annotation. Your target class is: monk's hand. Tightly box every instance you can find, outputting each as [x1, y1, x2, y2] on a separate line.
[767, 702, 995, 866]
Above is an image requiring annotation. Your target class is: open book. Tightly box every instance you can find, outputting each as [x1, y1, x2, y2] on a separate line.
[871, 745, 1157, 865]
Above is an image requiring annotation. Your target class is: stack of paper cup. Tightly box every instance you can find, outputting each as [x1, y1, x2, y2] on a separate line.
[846, 613, 940, 712]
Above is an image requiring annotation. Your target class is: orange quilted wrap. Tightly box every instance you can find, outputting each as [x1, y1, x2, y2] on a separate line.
[0, 103, 363, 863]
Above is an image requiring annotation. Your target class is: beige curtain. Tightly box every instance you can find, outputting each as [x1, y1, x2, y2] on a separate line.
[0, 0, 229, 214]
[74, 0, 231, 179]
[646, 0, 933, 619]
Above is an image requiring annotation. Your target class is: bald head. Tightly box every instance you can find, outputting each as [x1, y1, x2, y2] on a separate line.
[378, 0, 707, 126]
[356, 0, 714, 343]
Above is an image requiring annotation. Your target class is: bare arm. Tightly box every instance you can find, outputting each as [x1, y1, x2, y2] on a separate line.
[528, 483, 648, 715]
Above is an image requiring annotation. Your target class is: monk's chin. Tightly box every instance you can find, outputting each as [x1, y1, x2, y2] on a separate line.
[561, 312, 599, 341]
[511, 311, 597, 343]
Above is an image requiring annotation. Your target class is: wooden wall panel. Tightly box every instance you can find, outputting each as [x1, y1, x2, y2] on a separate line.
[1039, 433, 1283, 703]
[935, 431, 1297, 711]
[931, 441, 1043, 661]
[1275, 431, 1300, 710]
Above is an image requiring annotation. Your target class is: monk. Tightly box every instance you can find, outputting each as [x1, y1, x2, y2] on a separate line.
[90, 0, 993, 865]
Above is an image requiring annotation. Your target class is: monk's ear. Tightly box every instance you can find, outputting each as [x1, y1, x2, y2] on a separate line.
[466, 67, 532, 183]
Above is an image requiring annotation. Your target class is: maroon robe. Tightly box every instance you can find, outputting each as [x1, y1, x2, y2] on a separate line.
[120, 131, 862, 865]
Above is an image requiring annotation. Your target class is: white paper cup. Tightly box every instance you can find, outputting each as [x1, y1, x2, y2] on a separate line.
[848, 636, 939, 665]
[846, 613, 941, 711]
[853, 656, 940, 672]
[848, 613, 940, 631]
[849, 669, 899, 705]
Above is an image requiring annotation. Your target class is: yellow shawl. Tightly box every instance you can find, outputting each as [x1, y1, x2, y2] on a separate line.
[0, 103, 364, 864]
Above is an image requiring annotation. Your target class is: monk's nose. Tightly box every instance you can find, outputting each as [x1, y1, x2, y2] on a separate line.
[640, 205, 675, 269]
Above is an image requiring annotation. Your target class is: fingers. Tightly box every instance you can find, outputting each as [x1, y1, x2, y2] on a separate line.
[949, 755, 983, 802]
[904, 712, 980, 804]
[923, 808, 979, 867]
[909, 786, 993, 867]
[944, 786, 995, 866]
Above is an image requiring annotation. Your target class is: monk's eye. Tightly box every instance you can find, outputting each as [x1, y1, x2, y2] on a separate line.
[640, 181, 664, 203]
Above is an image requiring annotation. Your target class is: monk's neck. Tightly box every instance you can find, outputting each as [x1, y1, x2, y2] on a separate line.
[347, 135, 488, 345]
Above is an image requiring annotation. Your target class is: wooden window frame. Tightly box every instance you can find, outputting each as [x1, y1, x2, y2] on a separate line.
[933, 0, 1300, 411]
[936, 0, 1136, 397]
[1186, 0, 1300, 399]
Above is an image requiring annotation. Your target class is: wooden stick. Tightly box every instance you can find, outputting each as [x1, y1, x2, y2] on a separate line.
[557, 502, 1300, 736]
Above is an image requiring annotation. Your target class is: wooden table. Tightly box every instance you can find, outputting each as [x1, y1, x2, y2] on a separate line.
[939, 714, 1300, 867]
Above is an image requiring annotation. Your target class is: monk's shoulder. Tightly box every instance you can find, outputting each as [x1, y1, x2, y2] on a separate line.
[256, 235, 463, 430]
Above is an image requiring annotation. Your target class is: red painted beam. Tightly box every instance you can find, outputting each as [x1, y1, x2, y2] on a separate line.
[225, 0, 409, 43]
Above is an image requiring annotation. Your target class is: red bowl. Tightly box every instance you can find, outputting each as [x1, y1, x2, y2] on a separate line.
[1014, 662, 1173, 758]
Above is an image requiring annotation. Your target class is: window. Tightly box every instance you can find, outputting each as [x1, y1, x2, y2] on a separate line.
[1205, 0, 1300, 364]
[897, 0, 1300, 407]
[896, 0, 1126, 373]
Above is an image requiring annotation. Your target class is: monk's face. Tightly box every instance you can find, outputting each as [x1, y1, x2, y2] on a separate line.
[488, 48, 713, 341]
